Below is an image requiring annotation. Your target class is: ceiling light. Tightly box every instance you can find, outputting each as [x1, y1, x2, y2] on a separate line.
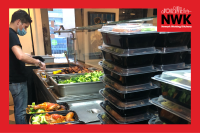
[123, 12, 125, 13]
[130, 13, 135, 15]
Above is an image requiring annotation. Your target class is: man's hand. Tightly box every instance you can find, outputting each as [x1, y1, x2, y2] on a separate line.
[39, 62, 46, 70]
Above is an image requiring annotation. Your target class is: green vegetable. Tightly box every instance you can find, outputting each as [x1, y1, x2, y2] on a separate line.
[32, 114, 47, 124]
[32, 116, 40, 122]
[40, 116, 48, 124]
[57, 71, 103, 84]
[32, 121, 40, 124]
[32, 102, 35, 106]
[29, 108, 35, 111]
[36, 109, 45, 113]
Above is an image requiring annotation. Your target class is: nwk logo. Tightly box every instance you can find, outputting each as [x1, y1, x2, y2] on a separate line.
[161, 6, 192, 25]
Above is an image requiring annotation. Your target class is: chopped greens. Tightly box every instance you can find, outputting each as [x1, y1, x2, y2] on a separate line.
[57, 71, 104, 84]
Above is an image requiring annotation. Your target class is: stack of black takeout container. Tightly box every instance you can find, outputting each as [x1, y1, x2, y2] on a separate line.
[97, 24, 160, 124]
[96, 23, 191, 124]
[150, 70, 191, 124]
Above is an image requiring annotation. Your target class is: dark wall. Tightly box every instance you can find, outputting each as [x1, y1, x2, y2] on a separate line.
[119, 9, 148, 21]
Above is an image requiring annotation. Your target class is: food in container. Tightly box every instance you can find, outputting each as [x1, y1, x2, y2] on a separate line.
[98, 25, 158, 49]
[100, 88, 159, 108]
[102, 67, 156, 86]
[52, 66, 97, 74]
[98, 113, 149, 124]
[153, 47, 189, 71]
[152, 70, 191, 109]
[150, 96, 191, 124]
[154, 32, 191, 48]
[55, 71, 104, 84]
[100, 75, 159, 93]
[100, 101, 154, 124]
[26, 102, 69, 114]
[99, 45, 158, 68]
[97, 113, 117, 124]
[29, 111, 80, 124]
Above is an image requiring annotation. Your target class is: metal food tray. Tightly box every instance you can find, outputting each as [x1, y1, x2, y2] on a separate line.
[49, 75, 104, 97]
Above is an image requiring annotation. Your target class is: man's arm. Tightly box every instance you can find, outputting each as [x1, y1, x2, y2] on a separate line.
[12, 45, 46, 70]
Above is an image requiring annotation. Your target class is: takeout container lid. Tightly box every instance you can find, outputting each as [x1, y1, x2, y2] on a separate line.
[98, 45, 159, 56]
[152, 69, 191, 91]
[100, 101, 153, 124]
[98, 25, 158, 35]
[100, 75, 158, 93]
[149, 95, 191, 122]
[99, 60, 158, 76]
[99, 88, 152, 110]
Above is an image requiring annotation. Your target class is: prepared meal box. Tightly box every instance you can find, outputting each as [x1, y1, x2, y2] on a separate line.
[26, 102, 69, 123]
[99, 45, 157, 68]
[98, 25, 158, 49]
[100, 101, 154, 124]
[97, 112, 117, 124]
[184, 51, 191, 65]
[98, 113, 149, 124]
[103, 86, 159, 105]
[102, 66, 156, 86]
[152, 70, 191, 109]
[29, 110, 81, 124]
[150, 96, 191, 124]
[154, 32, 191, 48]
[100, 75, 159, 94]
[153, 47, 189, 71]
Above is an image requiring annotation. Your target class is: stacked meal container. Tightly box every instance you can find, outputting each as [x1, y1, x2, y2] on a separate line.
[153, 32, 191, 72]
[150, 70, 191, 124]
[97, 24, 161, 124]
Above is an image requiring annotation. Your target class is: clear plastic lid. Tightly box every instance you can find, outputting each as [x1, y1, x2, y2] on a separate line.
[150, 95, 191, 122]
[99, 60, 158, 76]
[97, 113, 117, 124]
[156, 46, 190, 53]
[116, 23, 153, 26]
[99, 88, 151, 110]
[100, 102, 153, 124]
[154, 63, 187, 72]
[98, 44, 158, 56]
[98, 25, 158, 35]
[152, 69, 191, 91]
[99, 75, 158, 93]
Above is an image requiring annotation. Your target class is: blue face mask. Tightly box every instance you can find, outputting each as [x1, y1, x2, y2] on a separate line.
[17, 23, 27, 36]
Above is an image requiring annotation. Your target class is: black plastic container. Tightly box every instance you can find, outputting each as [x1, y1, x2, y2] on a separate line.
[103, 67, 156, 86]
[98, 113, 149, 124]
[102, 51, 156, 68]
[101, 33, 159, 49]
[154, 32, 191, 47]
[158, 82, 191, 109]
[158, 108, 189, 124]
[105, 87, 159, 102]
[184, 51, 191, 65]
[97, 113, 118, 124]
[153, 51, 188, 66]
[100, 101, 154, 124]
[29, 110, 80, 124]
[104, 100, 155, 117]
[26, 102, 69, 124]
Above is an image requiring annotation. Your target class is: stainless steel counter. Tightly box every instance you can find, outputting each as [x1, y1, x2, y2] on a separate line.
[33, 68, 104, 124]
